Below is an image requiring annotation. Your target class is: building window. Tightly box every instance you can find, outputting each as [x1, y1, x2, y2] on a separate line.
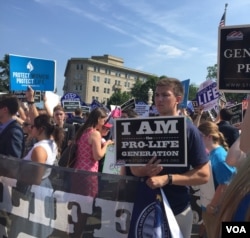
[104, 88, 106, 93]
[107, 88, 110, 94]
[92, 96, 99, 101]
[105, 68, 111, 75]
[93, 86, 99, 92]
[75, 73, 80, 79]
[94, 66, 100, 72]
[104, 78, 111, 84]
[114, 80, 121, 85]
[93, 75, 100, 82]
[80, 64, 83, 70]
[76, 64, 79, 70]
[115, 71, 121, 77]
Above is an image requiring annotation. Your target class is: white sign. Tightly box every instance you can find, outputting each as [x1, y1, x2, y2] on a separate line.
[197, 80, 220, 111]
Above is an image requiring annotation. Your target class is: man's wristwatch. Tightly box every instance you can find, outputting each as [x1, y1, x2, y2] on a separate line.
[167, 174, 173, 185]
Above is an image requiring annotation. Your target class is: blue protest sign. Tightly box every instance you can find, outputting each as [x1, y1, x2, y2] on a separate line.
[9, 54, 55, 91]
[61, 92, 81, 102]
[180, 79, 190, 108]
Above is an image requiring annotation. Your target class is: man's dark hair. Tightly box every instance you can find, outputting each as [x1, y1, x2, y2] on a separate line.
[0, 94, 19, 115]
[74, 107, 82, 116]
[220, 108, 233, 121]
[122, 108, 138, 118]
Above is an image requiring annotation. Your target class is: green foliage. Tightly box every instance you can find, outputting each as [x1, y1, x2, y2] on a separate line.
[188, 83, 199, 100]
[107, 89, 131, 108]
[0, 54, 10, 92]
[206, 64, 218, 80]
[224, 92, 246, 104]
[130, 76, 159, 102]
[131, 76, 201, 103]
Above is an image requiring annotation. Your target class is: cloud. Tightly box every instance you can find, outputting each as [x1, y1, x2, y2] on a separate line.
[156, 45, 184, 58]
[39, 37, 52, 46]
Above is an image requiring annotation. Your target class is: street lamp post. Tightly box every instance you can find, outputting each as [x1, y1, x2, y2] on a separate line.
[147, 88, 153, 106]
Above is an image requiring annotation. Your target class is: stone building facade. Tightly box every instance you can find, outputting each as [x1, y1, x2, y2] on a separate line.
[63, 54, 156, 104]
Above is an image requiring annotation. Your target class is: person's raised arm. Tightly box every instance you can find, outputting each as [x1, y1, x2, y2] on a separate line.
[42, 93, 53, 117]
[240, 96, 250, 154]
[25, 86, 39, 123]
[193, 106, 204, 127]
[91, 130, 113, 161]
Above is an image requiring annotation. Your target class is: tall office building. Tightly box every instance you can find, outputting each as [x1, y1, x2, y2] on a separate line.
[63, 54, 156, 104]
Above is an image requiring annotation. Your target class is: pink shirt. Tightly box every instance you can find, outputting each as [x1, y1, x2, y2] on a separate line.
[74, 128, 99, 172]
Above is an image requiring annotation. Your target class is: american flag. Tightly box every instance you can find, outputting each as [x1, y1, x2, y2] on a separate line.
[219, 12, 225, 27]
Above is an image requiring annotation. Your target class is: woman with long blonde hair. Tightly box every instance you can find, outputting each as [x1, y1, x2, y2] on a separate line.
[198, 121, 236, 238]
[214, 155, 250, 236]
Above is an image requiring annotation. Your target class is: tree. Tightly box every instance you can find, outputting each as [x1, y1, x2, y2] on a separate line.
[0, 54, 10, 92]
[188, 83, 199, 100]
[130, 76, 159, 102]
[206, 64, 218, 80]
[107, 89, 131, 108]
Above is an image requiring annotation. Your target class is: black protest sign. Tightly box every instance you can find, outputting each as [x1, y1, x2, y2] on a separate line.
[13, 90, 41, 102]
[62, 100, 81, 112]
[227, 103, 243, 125]
[218, 25, 250, 92]
[115, 116, 187, 166]
[191, 100, 199, 113]
[120, 98, 135, 110]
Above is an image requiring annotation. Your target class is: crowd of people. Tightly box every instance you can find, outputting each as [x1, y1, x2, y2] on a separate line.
[0, 77, 249, 237]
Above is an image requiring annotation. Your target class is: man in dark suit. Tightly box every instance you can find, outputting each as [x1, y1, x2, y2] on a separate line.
[0, 94, 24, 158]
[217, 108, 240, 147]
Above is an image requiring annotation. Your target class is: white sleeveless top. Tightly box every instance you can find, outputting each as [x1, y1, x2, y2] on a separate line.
[23, 139, 58, 165]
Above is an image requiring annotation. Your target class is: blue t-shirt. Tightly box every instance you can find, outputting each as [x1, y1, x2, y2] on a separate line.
[161, 121, 209, 215]
[209, 146, 236, 189]
[233, 193, 250, 221]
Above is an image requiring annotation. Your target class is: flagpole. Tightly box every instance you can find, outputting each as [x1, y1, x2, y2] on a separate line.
[224, 3, 228, 25]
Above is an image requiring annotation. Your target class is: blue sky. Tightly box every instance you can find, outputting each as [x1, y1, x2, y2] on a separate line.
[1, 0, 250, 96]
